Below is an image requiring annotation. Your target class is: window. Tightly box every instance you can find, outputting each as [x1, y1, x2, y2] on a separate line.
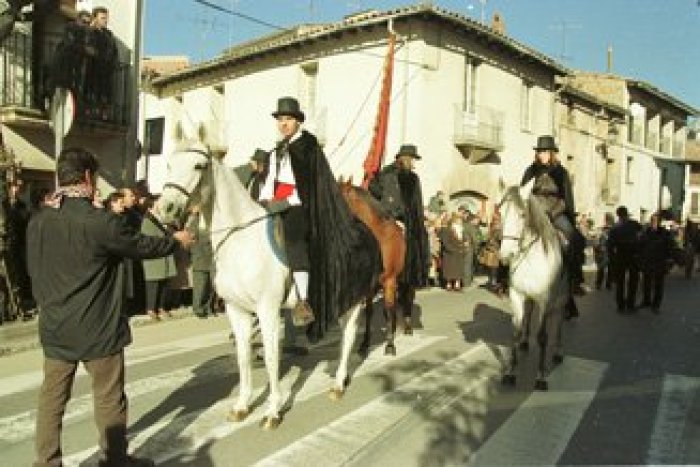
[463, 57, 478, 114]
[520, 80, 533, 131]
[144, 117, 165, 155]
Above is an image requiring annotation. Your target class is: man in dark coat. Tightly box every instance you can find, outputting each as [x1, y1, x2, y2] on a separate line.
[258, 97, 381, 341]
[87, 6, 118, 115]
[639, 212, 673, 313]
[608, 205, 642, 313]
[27, 148, 194, 467]
[369, 144, 430, 316]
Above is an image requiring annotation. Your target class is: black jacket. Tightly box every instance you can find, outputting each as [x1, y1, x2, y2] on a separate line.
[522, 161, 576, 221]
[27, 198, 177, 361]
[369, 162, 429, 287]
[608, 219, 642, 262]
[638, 226, 673, 272]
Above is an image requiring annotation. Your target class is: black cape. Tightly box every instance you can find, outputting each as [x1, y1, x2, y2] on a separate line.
[288, 131, 382, 341]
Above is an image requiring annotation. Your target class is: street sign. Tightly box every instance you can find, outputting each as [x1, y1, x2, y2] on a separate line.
[49, 88, 75, 138]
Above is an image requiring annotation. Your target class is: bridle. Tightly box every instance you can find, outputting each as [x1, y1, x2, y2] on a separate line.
[161, 149, 273, 256]
[499, 197, 541, 275]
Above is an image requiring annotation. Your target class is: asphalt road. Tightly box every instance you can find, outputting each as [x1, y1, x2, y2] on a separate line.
[1, 270, 699, 466]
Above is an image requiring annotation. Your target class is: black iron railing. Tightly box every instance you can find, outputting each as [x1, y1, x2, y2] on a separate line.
[0, 30, 130, 127]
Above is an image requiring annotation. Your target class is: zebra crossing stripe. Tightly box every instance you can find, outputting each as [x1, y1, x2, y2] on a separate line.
[469, 356, 608, 466]
[254, 341, 503, 467]
[0, 330, 233, 399]
[646, 374, 700, 465]
[60, 333, 445, 466]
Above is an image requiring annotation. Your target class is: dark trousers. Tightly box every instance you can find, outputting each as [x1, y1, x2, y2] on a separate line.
[282, 206, 310, 271]
[642, 269, 666, 308]
[596, 262, 612, 289]
[614, 260, 639, 309]
[34, 352, 127, 467]
[192, 270, 213, 316]
[145, 279, 168, 311]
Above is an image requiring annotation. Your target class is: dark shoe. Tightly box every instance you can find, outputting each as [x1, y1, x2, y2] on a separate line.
[195, 313, 208, 319]
[616, 305, 626, 314]
[292, 300, 315, 326]
[640, 301, 651, 309]
[572, 285, 586, 296]
[652, 306, 660, 314]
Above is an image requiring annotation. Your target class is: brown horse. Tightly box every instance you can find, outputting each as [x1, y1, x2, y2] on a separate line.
[339, 177, 409, 356]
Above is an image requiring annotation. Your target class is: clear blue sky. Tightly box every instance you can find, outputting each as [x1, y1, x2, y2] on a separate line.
[144, 0, 700, 110]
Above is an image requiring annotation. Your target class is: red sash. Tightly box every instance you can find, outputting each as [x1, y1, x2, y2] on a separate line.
[274, 182, 295, 200]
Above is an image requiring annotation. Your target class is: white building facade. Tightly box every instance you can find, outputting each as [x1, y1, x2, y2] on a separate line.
[140, 4, 697, 224]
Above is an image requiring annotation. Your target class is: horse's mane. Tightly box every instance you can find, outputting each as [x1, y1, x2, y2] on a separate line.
[349, 185, 393, 222]
[504, 186, 559, 252]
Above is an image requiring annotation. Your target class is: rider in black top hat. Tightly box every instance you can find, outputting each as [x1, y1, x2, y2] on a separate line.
[257, 97, 381, 341]
[521, 135, 584, 316]
[369, 144, 430, 313]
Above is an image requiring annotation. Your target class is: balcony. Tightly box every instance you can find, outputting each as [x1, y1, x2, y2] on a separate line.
[0, 30, 131, 132]
[453, 104, 504, 162]
[629, 126, 643, 146]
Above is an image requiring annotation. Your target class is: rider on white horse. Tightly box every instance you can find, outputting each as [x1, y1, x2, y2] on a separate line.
[521, 135, 584, 316]
[257, 96, 382, 341]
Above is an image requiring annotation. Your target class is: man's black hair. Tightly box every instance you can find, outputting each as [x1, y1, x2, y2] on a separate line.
[57, 147, 99, 186]
[616, 206, 629, 219]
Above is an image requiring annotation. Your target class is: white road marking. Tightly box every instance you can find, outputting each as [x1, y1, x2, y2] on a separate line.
[60, 333, 444, 466]
[254, 342, 503, 467]
[469, 356, 608, 466]
[646, 374, 700, 465]
[0, 330, 233, 399]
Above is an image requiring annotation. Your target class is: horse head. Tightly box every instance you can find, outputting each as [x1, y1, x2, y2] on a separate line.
[159, 140, 212, 226]
[498, 178, 536, 263]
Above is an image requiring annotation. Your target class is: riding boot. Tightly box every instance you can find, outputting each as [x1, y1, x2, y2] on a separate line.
[292, 271, 314, 326]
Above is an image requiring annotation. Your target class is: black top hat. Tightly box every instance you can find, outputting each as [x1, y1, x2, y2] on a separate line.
[533, 135, 559, 152]
[271, 97, 305, 123]
[395, 144, 421, 160]
[251, 148, 270, 163]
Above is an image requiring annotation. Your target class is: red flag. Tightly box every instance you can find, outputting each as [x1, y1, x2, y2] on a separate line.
[362, 33, 396, 189]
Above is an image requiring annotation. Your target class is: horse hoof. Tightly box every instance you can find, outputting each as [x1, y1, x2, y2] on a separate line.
[384, 344, 396, 356]
[328, 387, 344, 401]
[535, 379, 549, 391]
[227, 409, 249, 422]
[552, 354, 564, 365]
[518, 341, 529, 351]
[260, 416, 281, 430]
[501, 374, 516, 386]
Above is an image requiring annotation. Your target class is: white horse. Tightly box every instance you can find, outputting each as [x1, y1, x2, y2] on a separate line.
[158, 142, 367, 428]
[498, 180, 567, 391]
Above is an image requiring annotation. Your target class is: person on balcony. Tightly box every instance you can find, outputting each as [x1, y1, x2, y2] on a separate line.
[87, 6, 117, 119]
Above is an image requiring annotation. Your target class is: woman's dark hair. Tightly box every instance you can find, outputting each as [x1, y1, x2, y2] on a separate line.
[57, 148, 99, 186]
